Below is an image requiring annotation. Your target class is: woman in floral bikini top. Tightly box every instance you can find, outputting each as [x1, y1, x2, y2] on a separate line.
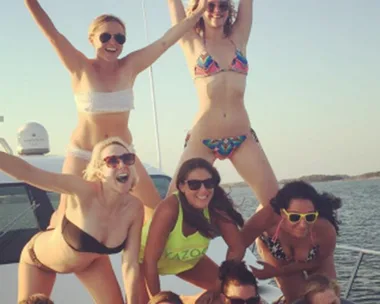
[242, 181, 342, 304]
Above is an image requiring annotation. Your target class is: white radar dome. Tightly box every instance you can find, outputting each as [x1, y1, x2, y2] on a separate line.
[17, 122, 50, 155]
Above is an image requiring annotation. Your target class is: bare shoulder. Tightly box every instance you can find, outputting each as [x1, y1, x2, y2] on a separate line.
[314, 218, 337, 244]
[125, 195, 144, 215]
[315, 218, 336, 235]
[155, 194, 179, 219]
[73, 180, 98, 205]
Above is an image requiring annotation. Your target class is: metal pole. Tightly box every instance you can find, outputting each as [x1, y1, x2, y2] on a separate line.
[343, 252, 364, 299]
[141, 0, 162, 171]
[0, 116, 13, 154]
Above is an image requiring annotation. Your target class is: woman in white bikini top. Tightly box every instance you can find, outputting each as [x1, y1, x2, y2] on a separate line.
[24, 0, 208, 230]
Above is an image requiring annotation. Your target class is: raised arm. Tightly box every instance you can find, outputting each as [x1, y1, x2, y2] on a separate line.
[215, 214, 246, 261]
[143, 197, 177, 297]
[125, 0, 207, 76]
[25, 0, 85, 74]
[0, 151, 89, 196]
[167, 0, 187, 25]
[231, 0, 254, 45]
[121, 201, 144, 304]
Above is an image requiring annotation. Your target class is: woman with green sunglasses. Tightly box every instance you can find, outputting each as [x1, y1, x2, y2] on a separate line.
[241, 181, 342, 304]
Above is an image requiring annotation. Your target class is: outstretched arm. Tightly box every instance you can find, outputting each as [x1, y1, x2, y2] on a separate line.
[167, 0, 187, 25]
[25, 0, 85, 73]
[143, 197, 177, 298]
[232, 0, 254, 45]
[241, 205, 279, 248]
[121, 202, 144, 304]
[0, 151, 89, 195]
[125, 0, 207, 76]
[216, 214, 246, 261]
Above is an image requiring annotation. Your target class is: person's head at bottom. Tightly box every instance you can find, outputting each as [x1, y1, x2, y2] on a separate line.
[148, 291, 184, 304]
[18, 293, 54, 304]
[303, 274, 341, 304]
[219, 260, 261, 304]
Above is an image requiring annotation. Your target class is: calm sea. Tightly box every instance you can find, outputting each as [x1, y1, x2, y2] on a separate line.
[228, 179, 380, 304]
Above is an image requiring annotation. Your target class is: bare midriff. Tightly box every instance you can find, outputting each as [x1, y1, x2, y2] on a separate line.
[70, 111, 133, 151]
[37, 225, 103, 273]
[191, 72, 251, 139]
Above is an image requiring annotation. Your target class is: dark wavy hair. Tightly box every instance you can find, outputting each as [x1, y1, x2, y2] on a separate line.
[219, 260, 258, 294]
[270, 181, 342, 234]
[148, 291, 183, 304]
[176, 158, 244, 238]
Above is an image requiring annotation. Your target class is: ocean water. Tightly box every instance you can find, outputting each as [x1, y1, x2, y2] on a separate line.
[228, 179, 380, 304]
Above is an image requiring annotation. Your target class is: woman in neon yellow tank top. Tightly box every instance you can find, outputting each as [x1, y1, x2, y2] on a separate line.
[139, 158, 245, 303]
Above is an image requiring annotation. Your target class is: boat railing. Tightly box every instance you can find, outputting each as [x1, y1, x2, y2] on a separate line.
[335, 244, 380, 298]
[0, 138, 13, 155]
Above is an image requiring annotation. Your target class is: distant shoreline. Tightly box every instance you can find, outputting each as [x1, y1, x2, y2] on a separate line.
[222, 171, 380, 188]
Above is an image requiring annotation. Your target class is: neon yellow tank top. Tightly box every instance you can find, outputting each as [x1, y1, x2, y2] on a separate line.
[139, 192, 211, 275]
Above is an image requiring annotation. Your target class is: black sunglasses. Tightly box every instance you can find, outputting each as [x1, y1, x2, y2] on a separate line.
[185, 178, 216, 190]
[99, 32, 126, 45]
[224, 294, 261, 304]
[207, 1, 229, 13]
[103, 153, 135, 168]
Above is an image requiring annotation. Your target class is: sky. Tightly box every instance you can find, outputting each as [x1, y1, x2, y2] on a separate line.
[0, 0, 379, 183]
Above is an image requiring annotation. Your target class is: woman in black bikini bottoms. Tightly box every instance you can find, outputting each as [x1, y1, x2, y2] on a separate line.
[0, 137, 143, 304]
[241, 181, 342, 303]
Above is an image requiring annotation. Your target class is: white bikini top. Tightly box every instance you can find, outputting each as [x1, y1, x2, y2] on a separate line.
[74, 89, 134, 114]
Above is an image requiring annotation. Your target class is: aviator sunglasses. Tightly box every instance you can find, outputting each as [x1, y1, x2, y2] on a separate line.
[185, 178, 217, 190]
[281, 209, 319, 224]
[223, 294, 261, 304]
[99, 32, 126, 45]
[207, 1, 229, 13]
[103, 153, 135, 168]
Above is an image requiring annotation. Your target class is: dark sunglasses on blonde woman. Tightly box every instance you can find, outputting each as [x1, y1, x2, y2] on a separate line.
[99, 32, 126, 45]
[103, 153, 135, 168]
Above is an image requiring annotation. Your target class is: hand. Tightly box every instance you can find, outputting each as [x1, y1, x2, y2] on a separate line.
[193, 0, 208, 15]
[249, 261, 279, 280]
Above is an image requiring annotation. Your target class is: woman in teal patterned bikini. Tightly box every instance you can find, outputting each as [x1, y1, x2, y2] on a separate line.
[166, 0, 279, 213]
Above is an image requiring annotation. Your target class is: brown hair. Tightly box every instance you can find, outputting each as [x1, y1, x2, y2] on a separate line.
[219, 260, 258, 294]
[303, 274, 340, 302]
[18, 293, 54, 304]
[186, 0, 237, 37]
[148, 291, 183, 304]
[88, 14, 126, 41]
[176, 158, 244, 238]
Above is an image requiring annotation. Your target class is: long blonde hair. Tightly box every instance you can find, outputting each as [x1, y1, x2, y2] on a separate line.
[303, 274, 340, 303]
[83, 137, 138, 189]
[88, 14, 126, 42]
[186, 0, 237, 37]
